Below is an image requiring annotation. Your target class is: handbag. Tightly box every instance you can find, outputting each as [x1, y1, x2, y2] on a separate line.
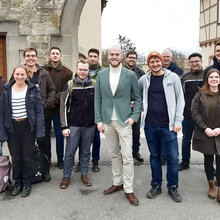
[31, 144, 45, 184]
[0, 156, 11, 192]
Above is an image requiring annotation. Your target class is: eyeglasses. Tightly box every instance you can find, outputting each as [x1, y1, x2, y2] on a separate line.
[127, 57, 137, 60]
[25, 54, 36, 58]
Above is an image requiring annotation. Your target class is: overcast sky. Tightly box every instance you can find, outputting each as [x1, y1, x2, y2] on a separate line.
[101, 0, 200, 56]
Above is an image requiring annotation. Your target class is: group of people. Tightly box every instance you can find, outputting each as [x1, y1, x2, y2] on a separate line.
[0, 43, 220, 207]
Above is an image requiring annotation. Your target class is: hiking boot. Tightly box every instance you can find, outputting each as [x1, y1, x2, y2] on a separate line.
[146, 183, 162, 199]
[179, 162, 190, 171]
[208, 181, 216, 199]
[60, 177, 70, 189]
[74, 162, 81, 172]
[168, 186, 182, 202]
[12, 185, 22, 196]
[92, 162, 100, 172]
[43, 171, 51, 182]
[133, 152, 144, 163]
[21, 186, 31, 197]
[80, 175, 92, 187]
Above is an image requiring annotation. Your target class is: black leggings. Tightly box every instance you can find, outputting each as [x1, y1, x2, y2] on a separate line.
[204, 154, 220, 186]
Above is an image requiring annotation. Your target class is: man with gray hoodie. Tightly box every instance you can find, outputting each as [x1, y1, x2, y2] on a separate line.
[139, 51, 185, 203]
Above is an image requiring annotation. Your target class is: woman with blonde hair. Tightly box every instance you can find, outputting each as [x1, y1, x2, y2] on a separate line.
[191, 68, 220, 203]
[0, 65, 45, 197]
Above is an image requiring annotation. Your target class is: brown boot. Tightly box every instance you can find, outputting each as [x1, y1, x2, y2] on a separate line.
[208, 181, 216, 199]
[80, 175, 92, 187]
[217, 188, 220, 203]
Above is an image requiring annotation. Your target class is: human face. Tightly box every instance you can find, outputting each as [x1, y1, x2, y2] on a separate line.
[189, 56, 203, 71]
[208, 72, 220, 89]
[13, 68, 28, 85]
[162, 52, 172, 67]
[88, 52, 99, 65]
[215, 45, 220, 62]
[76, 62, 89, 82]
[125, 54, 137, 69]
[49, 49, 62, 64]
[148, 57, 163, 74]
[108, 46, 123, 68]
[24, 50, 37, 67]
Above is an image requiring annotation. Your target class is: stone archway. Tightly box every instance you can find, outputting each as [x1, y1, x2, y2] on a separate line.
[59, 0, 87, 71]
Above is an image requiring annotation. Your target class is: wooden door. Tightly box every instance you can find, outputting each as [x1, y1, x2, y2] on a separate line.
[0, 35, 7, 81]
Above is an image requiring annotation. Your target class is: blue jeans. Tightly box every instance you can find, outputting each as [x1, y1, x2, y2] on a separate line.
[144, 125, 179, 188]
[0, 142, 2, 156]
[45, 114, 64, 162]
[181, 117, 195, 164]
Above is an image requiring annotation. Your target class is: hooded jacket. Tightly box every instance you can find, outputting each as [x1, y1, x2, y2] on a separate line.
[166, 62, 183, 77]
[138, 69, 185, 131]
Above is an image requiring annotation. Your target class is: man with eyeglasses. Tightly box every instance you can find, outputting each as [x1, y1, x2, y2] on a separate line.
[179, 53, 204, 171]
[23, 47, 56, 181]
[59, 59, 96, 189]
[125, 51, 145, 163]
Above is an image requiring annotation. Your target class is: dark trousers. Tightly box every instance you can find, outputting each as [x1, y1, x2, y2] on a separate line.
[204, 154, 220, 186]
[44, 114, 64, 162]
[181, 117, 195, 164]
[132, 116, 141, 153]
[8, 120, 35, 187]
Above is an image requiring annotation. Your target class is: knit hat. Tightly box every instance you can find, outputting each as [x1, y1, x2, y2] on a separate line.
[147, 51, 163, 66]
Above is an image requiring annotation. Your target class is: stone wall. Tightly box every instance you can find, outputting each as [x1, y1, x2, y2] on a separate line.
[0, 0, 66, 64]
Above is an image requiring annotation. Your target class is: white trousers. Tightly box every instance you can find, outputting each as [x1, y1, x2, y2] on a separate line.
[104, 120, 134, 193]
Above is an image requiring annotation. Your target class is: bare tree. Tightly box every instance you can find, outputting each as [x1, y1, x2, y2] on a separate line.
[118, 34, 136, 55]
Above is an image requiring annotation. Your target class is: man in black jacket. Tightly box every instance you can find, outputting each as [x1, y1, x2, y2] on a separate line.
[204, 41, 220, 80]
[59, 59, 95, 189]
[125, 50, 145, 163]
[179, 53, 204, 171]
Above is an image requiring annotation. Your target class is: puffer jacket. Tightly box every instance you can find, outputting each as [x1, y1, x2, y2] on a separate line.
[191, 90, 220, 155]
[0, 80, 45, 141]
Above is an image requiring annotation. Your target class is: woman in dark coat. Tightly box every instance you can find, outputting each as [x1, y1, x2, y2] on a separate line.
[191, 68, 220, 203]
[0, 65, 45, 197]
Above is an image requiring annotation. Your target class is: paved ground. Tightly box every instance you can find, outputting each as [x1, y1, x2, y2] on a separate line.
[0, 132, 220, 220]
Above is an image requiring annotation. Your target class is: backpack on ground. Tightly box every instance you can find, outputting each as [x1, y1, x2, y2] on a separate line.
[0, 156, 11, 192]
[31, 145, 45, 184]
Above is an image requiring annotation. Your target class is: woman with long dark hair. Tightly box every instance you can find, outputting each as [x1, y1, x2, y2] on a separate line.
[0, 65, 45, 197]
[191, 68, 220, 203]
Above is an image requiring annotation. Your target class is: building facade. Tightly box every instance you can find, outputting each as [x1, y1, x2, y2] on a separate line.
[200, 0, 220, 67]
[0, 0, 106, 81]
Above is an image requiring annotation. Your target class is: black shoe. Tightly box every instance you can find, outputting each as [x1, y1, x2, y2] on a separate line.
[21, 186, 31, 197]
[12, 185, 22, 196]
[74, 162, 81, 172]
[161, 158, 167, 166]
[147, 183, 162, 199]
[43, 171, 51, 182]
[179, 162, 190, 171]
[133, 152, 144, 163]
[92, 162, 100, 172]
[57, 160, 64, 169]
[168, 186, 182, 202]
